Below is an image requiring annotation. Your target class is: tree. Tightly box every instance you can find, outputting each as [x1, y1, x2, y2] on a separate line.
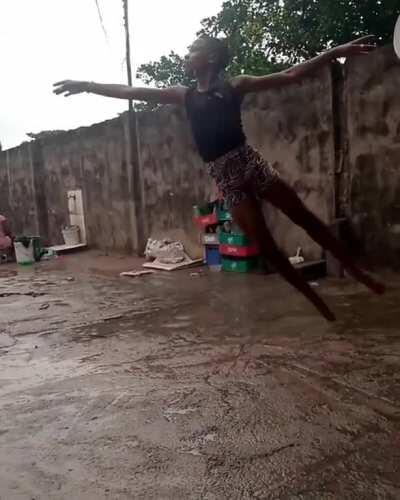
[135, 52, 192, 110]
[136, 52, 192, 88]
[137, 0, 400, 89]
[244, 0, 400, 64]
[135, 0, 282, 95]
[199, 0, 400, 65]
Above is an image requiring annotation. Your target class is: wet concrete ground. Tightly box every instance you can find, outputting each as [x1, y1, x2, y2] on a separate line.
[0, 253, 399, 499]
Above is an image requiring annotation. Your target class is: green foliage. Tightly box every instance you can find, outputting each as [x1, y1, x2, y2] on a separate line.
[135, 52, 192, 110]
[136, 52, 192, 88]
[198, 0, 284, 74]
[249, 0, 400, 63]
[136, 0, 400, 94]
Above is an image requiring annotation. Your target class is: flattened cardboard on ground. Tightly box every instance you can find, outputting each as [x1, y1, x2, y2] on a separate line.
[120, 270, 156, 277]
[143, 255, 203, 271]
[50, 243, 87, 253]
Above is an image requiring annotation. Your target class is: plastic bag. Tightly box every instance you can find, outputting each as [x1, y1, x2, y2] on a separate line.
[144, 238, 185, 264]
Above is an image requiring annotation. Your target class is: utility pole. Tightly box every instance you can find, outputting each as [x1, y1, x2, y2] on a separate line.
[122, 0, 134, 113]
[122, 0, 145, 254]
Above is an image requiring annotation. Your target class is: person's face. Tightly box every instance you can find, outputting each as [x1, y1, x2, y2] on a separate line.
[185, 38, 214, 76]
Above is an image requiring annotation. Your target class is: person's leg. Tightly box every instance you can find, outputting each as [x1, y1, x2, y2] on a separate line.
[263, 179, 385, 294]
[231, 197, 336, 322]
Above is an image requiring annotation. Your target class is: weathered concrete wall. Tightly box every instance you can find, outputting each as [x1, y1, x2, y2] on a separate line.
[345, 47, 400, 266]
[137, 67, 334, 261]
[0, 143, 38, 236]
[2, 46, 400, 266]
[38, 118, 134, 251]
[137, 106, 213, 257]
[243, 66, 335, 260]
[0, 74, 338, 260]
[0, 118, 137, 251]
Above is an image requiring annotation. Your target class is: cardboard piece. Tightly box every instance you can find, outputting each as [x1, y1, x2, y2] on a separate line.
[143, 254, 203, 271]
[120, 270, 156, 278]
[50, 243, 87, 253]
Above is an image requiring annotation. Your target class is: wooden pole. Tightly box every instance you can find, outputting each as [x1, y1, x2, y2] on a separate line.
[122, 0, 145, 254]
[122, 0, 134, 113]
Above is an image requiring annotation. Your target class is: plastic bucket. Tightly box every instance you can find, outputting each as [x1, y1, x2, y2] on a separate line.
[62, 226, 81, 246]
[14, 241, 34, 265]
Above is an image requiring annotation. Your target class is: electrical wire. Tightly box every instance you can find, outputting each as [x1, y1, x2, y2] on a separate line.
[94, 0, 109, 43]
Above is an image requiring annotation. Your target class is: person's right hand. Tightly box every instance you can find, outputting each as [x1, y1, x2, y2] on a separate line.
[53, 80, 90, 97]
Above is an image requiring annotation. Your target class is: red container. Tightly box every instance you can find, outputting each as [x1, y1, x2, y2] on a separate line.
[193, 213, 218, 229]
[219, 244, 260, 258]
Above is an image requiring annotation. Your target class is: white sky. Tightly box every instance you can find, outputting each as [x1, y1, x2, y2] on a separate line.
[0, 0, 223, 149]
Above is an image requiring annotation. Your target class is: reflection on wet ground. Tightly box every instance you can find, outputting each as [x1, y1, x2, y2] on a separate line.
[0, 257, 399, 499]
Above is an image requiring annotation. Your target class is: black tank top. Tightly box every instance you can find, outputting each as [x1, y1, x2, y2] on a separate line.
[185, 81, 246, 163]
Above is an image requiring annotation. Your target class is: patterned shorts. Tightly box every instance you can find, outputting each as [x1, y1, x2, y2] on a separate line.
[207, 144, 280, 208]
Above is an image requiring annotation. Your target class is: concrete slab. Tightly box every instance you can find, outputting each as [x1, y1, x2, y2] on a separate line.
[0, 254, 398, 499]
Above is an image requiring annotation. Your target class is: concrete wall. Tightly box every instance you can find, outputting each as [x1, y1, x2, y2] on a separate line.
[136, 67, 335, 261]
[344, 47, 400, 266]
[1, 46, 400, 266]
[137, 106, 214, 257]
[0, 72, 336, 260]
[243, 66, 335, 259]
[39, 118, 134, 251]
[0, 143, 38, 237]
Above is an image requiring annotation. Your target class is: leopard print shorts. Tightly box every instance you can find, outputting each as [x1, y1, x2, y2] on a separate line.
[207, 144, 280, 208]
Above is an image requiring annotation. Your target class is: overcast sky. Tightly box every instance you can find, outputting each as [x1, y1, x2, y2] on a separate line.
[0, 0, 223, 149]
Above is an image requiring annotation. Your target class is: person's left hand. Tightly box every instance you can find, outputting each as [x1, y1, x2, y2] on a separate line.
[331, 36, 376, 58]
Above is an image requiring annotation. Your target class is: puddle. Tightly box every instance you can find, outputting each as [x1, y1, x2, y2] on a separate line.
[0, 269, 18, 278]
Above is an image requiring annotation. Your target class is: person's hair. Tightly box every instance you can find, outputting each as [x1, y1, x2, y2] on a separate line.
[199, 35, 230, 71]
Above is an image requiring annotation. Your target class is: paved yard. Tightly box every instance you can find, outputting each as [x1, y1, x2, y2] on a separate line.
[0, 254, 399, 499]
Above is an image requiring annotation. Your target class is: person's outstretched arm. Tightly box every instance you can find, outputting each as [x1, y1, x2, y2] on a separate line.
[232, 36, 375, 95]
[53, 80, 187, 105]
